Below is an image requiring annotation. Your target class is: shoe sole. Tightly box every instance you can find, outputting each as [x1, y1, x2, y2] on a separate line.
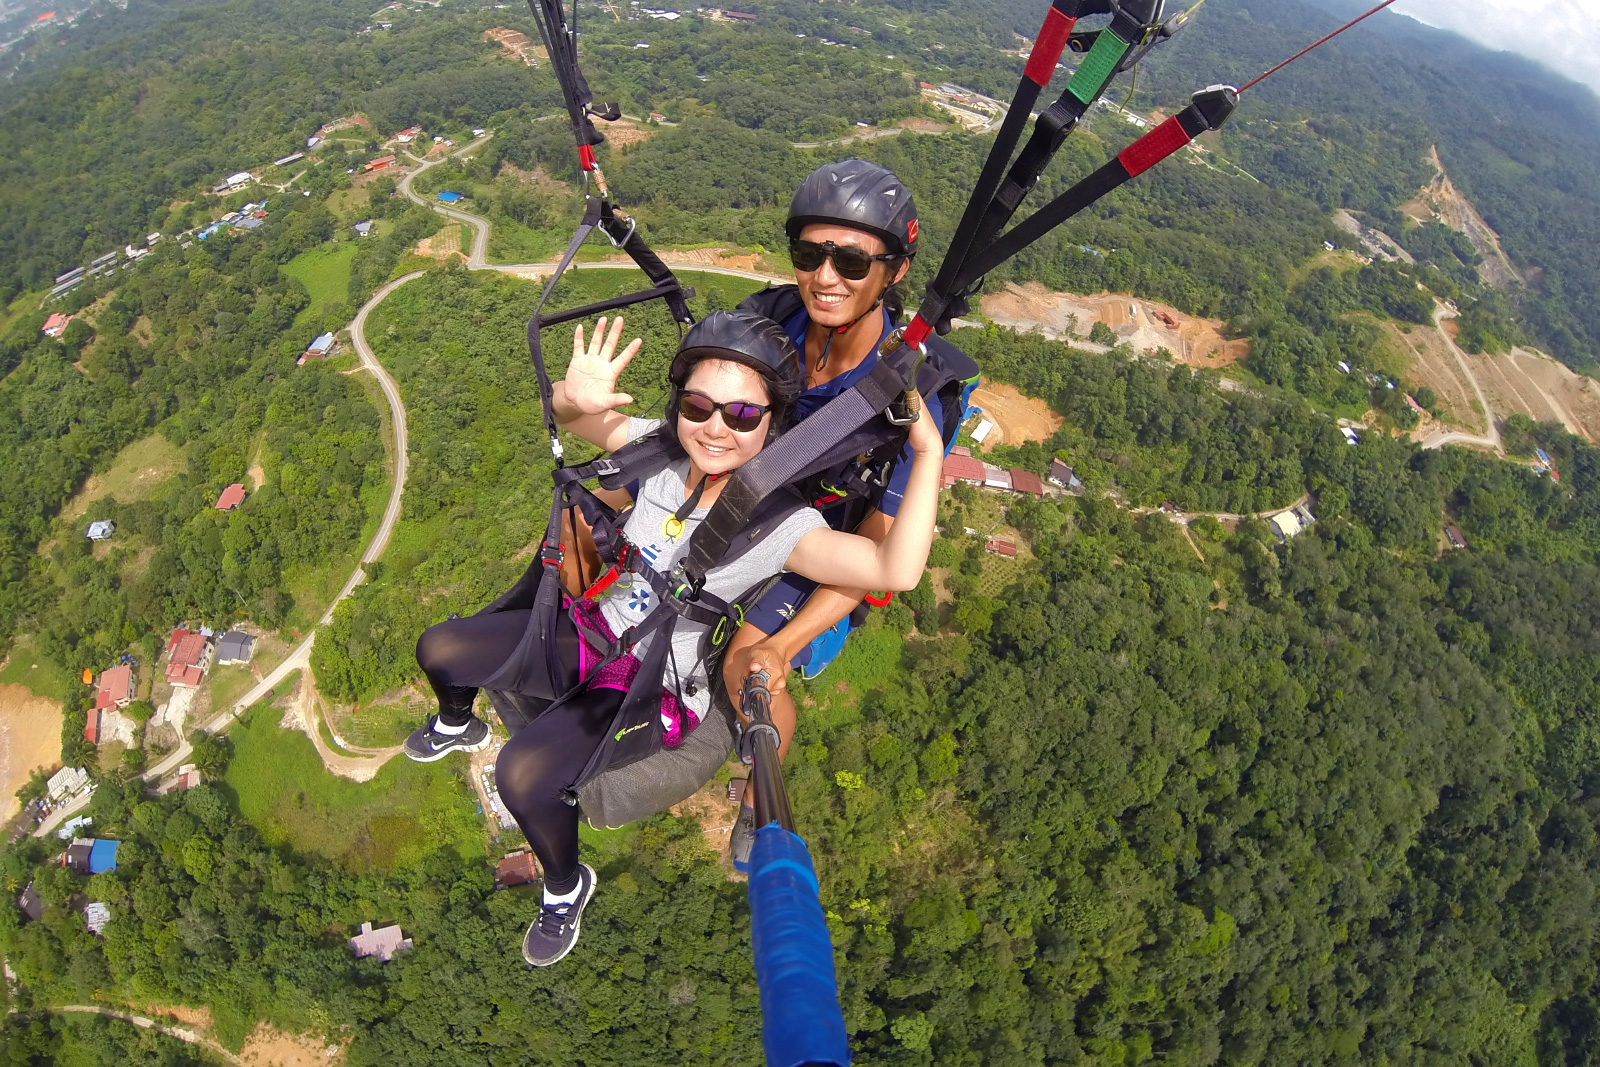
[403, 731, 492, 763]
[524, 864, 598, 968]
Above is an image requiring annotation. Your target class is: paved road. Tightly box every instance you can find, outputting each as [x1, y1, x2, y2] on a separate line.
[1421, 306, 1501, 452]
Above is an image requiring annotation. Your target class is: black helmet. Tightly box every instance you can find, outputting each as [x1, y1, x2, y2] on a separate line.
[668, 310, 803, 436]
[786, 160, 919, 258]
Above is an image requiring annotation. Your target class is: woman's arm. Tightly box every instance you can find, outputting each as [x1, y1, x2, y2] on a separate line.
[782, 393, 942, 592]
[552, 316, 642, 453]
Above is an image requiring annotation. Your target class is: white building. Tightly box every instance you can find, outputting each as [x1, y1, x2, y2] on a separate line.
[225, 171, 253, 188]
[87, 520, 115, 541]
[46, 767, 89, 804]
[970, 419, 995, 444]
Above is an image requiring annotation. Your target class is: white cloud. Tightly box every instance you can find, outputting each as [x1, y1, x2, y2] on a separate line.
[1392, 0, 1600, 96]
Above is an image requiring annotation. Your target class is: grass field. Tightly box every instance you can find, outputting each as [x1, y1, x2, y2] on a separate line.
[282, 243, 358, 325]
[0, 636, 75, 702]
[222, 699, 486, 870]
[62, 434, 184, 520]
[336, 699, 420, 747]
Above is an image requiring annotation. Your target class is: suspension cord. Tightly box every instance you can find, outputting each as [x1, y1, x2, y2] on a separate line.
[1239, 0, 1399, 93]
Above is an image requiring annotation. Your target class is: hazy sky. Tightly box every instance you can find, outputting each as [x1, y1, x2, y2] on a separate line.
[1393, 0, 1600, 96]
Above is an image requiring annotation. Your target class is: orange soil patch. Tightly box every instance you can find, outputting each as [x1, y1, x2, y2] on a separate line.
[315, 114, 371, 137]
[0, 683, 63, 823]
[416, 226, 465, 262]
[239, 1024, 344, 1067]
[969, 381, 1062, 445]
[897, 117, 952, 134]
[1441, 318, 1460, 341]
[981, 282, 1247, 366]
[1467, 347, 1600, 441]
[245, 464, 265, 491]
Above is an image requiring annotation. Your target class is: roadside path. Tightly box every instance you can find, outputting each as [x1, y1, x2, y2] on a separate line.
[54, 1006, 247, 1066]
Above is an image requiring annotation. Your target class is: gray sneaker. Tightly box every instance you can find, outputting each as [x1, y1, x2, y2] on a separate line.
[403, 715, 491, 762]
[523, 863, 598, 967]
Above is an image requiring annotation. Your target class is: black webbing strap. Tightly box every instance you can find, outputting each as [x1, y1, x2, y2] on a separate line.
[959, 87, 1237, 289]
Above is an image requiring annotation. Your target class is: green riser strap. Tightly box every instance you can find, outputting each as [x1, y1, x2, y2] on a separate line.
[1067, 32, 1129, 105]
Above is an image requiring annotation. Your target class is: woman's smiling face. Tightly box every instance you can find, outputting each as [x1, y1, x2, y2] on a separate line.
[676, 358, 772, 478]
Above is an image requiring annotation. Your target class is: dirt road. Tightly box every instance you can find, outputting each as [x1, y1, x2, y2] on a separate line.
[1421, 307, 1500, 452]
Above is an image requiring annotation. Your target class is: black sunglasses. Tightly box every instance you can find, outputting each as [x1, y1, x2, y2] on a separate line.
[677, 390, 771, 433]
[789, 239, 901, 281]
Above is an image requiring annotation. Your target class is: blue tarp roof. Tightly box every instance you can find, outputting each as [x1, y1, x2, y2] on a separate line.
[88, 840, 119, 874]
[436, 191, 464, 203]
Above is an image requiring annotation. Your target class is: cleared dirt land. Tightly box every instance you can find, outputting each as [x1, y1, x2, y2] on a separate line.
[970, 381, 1063, 445]
[1400, 147, 1522, 290]
[1380, 319, 1486, 434]
[1467, 348, 1600, 441]
[981, 282, 1248, 366]
[240, 1023, 344, 1067]
[0, 683, 63, 821]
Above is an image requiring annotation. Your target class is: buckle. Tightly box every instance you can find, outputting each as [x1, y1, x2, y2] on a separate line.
[603, 213, 637, 249]
[669, 560, 704, 601]
[885, 347, 928, 426]
[539, 544, 564, 568]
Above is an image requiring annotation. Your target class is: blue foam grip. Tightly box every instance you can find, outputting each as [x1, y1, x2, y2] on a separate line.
[747, 824, 851, 1067]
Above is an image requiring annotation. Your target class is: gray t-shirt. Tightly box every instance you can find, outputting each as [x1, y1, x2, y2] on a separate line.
[597, 418, 827, 719]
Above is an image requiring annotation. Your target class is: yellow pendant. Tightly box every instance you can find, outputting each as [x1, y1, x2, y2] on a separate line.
[663, 515, 685, 540]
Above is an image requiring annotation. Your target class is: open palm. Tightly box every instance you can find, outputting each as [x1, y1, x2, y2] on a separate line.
[565, 315, 642, 415]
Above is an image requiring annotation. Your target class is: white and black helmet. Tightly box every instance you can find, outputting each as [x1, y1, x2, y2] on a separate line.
[786, 160, 919, 259]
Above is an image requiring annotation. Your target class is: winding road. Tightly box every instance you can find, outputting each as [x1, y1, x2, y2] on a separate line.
[1420, 306, 1501, 452]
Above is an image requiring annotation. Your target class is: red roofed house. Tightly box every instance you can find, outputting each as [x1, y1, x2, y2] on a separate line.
[986, 539, 1018, 558]
[42, 313, 70, 338]
[983, 465, 1013, 491]
[941, 453, 986, 489]
[496, 850, 539, 889]
[215, 484, 246, 511]
[166, 630, 212, 688]
[364, 154, 397, 172]
[950, 445, 972, 457]
[1009, 468, 1045, 497]
[84, 712, 100, 743]
[93, 666, 134, 712]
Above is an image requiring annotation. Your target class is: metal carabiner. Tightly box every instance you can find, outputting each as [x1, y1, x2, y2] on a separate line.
[884, 344, 929, 426]
[604, 213, 637, 249]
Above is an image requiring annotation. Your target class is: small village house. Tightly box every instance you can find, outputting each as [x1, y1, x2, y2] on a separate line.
[496, 851, 539, 889]
[41, 312, 70, 337]
[86, 520, 115, 541]
[166, 628, 213, 688]
[216, 631, 255, 665]
[986, 539, 1018, 558]
[349, 921, 413, 961]
[215, 483, 246, 511]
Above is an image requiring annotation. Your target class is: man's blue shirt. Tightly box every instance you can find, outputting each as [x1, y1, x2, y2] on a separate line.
[781, 305, 946, 521]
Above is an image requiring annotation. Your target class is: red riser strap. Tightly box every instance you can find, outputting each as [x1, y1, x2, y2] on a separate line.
[1023, 7, 1076, 87]
[1117, 115, 1192, 179]
[903, 315, 933, 349]
[578, 144, 597, 171]
[863, 592, 893, 608]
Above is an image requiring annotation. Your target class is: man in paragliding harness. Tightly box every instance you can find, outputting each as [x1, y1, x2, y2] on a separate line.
[720, 160, 979, 865]
[403, 307, 947, 966]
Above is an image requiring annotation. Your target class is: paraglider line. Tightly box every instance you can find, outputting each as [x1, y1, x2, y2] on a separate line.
[1238, 0, 1399, 94]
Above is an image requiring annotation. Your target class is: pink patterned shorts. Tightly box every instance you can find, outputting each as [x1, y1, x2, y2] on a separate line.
[567, 597, 699, 748]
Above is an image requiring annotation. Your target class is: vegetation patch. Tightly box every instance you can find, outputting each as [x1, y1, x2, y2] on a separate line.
[282, 242, 358, 323]
[222, 701, 485, 870]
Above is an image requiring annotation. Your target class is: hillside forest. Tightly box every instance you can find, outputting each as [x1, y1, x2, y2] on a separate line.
[2, 0, 1600, 1065]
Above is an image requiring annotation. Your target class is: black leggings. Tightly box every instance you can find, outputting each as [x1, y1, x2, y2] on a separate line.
[415, 611, 622, 895]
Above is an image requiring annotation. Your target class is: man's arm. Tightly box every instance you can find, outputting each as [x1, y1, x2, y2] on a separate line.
[728, 510, 894, 693]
